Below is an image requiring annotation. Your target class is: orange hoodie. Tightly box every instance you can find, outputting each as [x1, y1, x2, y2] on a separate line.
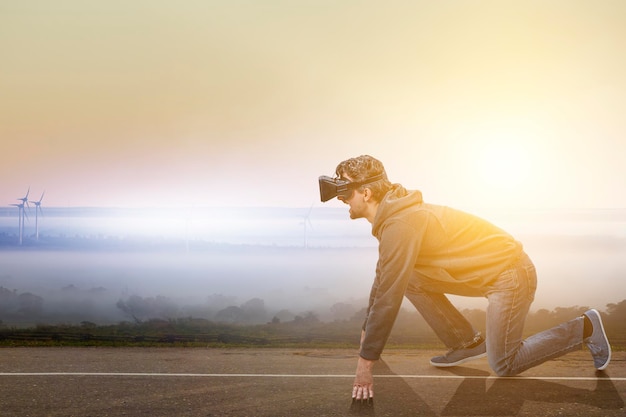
[360, 184, 523, 360]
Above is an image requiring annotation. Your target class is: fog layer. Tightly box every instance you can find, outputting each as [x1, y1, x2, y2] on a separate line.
[1, 208, 624, 326]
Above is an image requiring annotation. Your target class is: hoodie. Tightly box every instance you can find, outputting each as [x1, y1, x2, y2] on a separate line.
[359, 184, 523, 361]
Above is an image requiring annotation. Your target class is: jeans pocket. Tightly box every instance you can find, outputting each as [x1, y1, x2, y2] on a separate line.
[487, 269, 519, 294]
[487, 254, 537, 298]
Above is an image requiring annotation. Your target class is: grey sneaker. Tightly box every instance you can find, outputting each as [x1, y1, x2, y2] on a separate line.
[583, 309, 611, 370]
[430, 336, 487, 367]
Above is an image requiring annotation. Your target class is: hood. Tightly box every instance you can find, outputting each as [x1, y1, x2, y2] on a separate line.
[372, 184, 423, 237]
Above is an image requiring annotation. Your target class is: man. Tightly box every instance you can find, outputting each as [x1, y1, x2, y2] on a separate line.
[318, 155, 611, 402]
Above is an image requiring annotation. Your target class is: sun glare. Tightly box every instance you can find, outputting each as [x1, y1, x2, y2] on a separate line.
[478, 141, 530, 189]
[461, 121, 549, 208]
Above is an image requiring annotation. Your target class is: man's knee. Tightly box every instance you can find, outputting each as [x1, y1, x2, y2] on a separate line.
[489, 357, 520, 377]
[493, 366, 519, 377]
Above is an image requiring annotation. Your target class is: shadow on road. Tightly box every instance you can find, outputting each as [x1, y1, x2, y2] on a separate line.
[441, 367, 624, 416]
[348, 361, 623, 416]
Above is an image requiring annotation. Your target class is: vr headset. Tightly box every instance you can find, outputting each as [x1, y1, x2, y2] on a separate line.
[318, 173, 385, 202]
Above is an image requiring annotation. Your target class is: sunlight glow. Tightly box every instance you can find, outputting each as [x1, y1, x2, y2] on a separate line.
[461, 120, 549, 208]
[477, 140, 531, 189]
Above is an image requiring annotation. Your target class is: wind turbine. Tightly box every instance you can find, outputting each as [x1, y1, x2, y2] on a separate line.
[9, 202, 25, 245]
[301, 204, 314, 249]
[10, 188, 30, 245]
[15, 188, 31, 245]
[17, 187, 30, 207]
[30, 191, 45, 241]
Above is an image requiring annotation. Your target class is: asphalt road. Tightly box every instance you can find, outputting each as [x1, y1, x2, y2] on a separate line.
[0, 347, 624, 416]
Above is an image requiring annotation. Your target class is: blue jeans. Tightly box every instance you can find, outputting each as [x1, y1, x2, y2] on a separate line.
[405, 252, 584, 376]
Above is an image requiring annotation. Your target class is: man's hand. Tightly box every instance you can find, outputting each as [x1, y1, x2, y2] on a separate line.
[352, 356, 375, 402]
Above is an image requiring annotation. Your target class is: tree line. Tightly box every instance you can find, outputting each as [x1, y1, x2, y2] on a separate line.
[1, 294, 625, 348]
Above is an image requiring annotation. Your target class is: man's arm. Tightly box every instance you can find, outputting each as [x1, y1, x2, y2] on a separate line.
[361, 261, 381, 332]
[352, 214, 427, 400]
[359, 219, 424, 360]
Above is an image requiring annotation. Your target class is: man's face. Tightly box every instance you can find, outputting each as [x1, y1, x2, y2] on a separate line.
[337, 175, 368, 220]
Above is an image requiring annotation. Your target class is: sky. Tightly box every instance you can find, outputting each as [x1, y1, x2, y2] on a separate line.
[1, 0, 625, 210]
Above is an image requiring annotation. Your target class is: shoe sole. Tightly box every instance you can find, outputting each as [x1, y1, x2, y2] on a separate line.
[430, 351, 487, 368]
[586, 308, 611, 370]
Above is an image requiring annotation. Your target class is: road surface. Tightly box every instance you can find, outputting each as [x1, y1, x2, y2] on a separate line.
[0, 347, 624, 416]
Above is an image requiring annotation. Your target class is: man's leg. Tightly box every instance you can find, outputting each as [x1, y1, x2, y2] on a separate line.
[405, 281, 479, 351]
[486, 253, 584, 376]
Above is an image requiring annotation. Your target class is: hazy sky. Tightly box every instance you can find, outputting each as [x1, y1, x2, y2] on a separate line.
[2, 1, 625, 210]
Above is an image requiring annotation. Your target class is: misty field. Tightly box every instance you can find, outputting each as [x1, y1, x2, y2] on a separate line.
[0, 232, 625, 327]
[0, 247, 378, 326]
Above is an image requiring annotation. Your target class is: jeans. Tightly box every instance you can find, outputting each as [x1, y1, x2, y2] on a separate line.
[405, 252, 584, 376]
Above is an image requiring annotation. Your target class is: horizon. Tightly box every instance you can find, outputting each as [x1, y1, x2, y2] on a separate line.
[2, 205, 626, 247]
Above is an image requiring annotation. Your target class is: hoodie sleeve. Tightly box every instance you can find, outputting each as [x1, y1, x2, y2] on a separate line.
[362, 260, 381, 331]
[359, 215, 425, 360]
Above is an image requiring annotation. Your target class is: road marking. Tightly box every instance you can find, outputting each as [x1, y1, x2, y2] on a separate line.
[0, 372, 624, 381]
